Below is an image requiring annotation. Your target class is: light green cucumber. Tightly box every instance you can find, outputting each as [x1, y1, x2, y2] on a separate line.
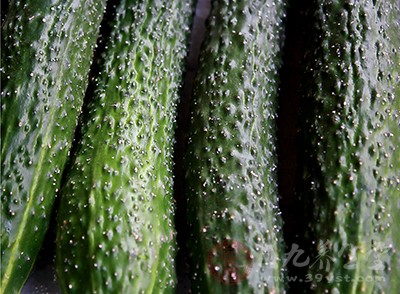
[55, 0, 194, 293]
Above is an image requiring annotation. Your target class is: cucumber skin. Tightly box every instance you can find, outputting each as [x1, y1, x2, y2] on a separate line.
[185, 0, 287, 293]
[298, 1, 400, 293]
[0, 1, 106, 293]
[55, 0, 194, 293]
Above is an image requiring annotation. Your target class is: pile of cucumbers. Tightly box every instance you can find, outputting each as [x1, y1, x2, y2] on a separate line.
[1, 0, 399, 293]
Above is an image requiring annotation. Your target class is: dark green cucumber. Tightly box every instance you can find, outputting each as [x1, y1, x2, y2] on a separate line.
[298, 0, 400, 292]
[0, 1, 106, 293]
[55, 0, 194, 293]
[185, 0, 287, 292]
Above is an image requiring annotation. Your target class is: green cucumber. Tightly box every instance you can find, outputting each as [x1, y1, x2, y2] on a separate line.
[55, 0, 194, 292]
[185, 0, 287, 292]
[298, 0, 400, 292]
[1, 1, 106, 292]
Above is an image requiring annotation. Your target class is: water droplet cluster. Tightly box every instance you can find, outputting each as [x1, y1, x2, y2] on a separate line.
[185, 0, 287, 292]
[55, 0, 193, 292]
[298, 1, 400, 292]
[1, 0, 106, 292]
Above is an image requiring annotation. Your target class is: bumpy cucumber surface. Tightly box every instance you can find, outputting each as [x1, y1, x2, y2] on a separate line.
[185, 0, 287, 292]
[55, 0, 194, 293]
[0, 1, 106, 293]
[298, 0, 400, 292]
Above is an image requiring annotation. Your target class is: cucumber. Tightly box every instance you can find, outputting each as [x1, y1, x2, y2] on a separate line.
[0, 1, 106, 293]
[185, 0, 287, 292]
[298, 0, 400, 292]
[55, 0, 194, 292]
